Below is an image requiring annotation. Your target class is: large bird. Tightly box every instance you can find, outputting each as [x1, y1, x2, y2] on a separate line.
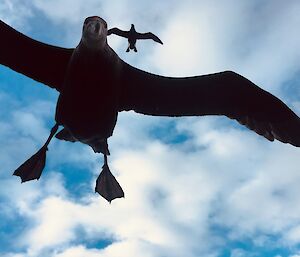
[107, 24, 163, 52]
[1, 16, 300, 202]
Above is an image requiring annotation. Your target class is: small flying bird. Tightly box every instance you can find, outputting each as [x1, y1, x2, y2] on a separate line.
[1, 16, 300, 203]
[107, 24, 163, 52]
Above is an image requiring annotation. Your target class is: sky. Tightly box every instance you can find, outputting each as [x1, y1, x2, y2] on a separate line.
[1, 0, 300, 256]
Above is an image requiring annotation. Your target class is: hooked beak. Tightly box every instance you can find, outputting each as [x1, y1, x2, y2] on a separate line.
[95, 22, 100, 34]
[90, 21, 105, 38]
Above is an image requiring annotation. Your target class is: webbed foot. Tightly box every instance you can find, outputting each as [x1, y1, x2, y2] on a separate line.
[13, 124, 59, 182]
[95, 155, 124, 203]
[13, 146, 47, 182]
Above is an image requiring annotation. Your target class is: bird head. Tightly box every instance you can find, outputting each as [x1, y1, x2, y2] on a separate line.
[81, 16, 108, 49]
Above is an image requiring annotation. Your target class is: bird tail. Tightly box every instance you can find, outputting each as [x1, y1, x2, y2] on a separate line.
[55, 128, 77, 142]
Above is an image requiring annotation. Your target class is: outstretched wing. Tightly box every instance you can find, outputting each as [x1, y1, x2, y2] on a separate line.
[119, 64, 300, 147]
[0, 20, 73, 91]
[136, 32, 163, 44]
[107, 28, 129, 38]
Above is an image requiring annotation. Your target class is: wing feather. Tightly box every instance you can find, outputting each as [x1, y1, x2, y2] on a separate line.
[119, 64, 300, 147]
[136, 32, 163, 44]
[0, 20, 73, 91]
[107, 28, 129, 38]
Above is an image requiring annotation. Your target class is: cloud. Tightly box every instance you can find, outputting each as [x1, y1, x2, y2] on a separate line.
[32, 0, 102, 24]
[52, 241, 164, 257]
[149, 0, 300, 97]
[9, 116, 300, 256]
[0, 0, 32, 27]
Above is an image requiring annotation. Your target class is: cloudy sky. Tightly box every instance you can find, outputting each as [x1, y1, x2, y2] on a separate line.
[1, 1, 300, 256]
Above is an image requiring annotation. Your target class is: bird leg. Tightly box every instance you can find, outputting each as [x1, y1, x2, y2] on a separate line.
[126, 43, 130, 52]
[13, 124, 59, 182]
[95, 154, 124, 203]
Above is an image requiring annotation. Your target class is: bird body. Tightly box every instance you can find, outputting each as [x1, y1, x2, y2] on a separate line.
[127, 24, 138, 51]
[1, 16, 300, 202]
[55, 37, 121, 153]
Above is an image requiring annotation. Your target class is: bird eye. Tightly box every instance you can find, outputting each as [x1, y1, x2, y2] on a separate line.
[100, 19, 107, 28]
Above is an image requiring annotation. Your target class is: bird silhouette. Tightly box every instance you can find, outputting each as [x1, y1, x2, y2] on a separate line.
[107, 24, 163, 52]
[1, 16, 300, 202]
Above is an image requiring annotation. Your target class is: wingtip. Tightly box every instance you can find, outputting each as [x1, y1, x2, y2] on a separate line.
[270, 120, 300, 147]
[155, 38, 163, 45]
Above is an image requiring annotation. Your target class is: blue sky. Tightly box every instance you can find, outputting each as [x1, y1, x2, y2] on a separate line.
[1, 1, 300, 256]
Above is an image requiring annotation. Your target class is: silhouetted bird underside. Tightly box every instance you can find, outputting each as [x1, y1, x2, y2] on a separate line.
[1, 16, 300, 203]
[107, 24, 163, 52]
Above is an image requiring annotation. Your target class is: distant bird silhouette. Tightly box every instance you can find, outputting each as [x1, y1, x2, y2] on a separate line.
[107, 24, 163, 52]
[1, 16, 300, 202]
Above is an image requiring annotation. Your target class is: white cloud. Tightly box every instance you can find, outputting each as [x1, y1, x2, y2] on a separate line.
[0, 0, 32, 27]
[11, 117, 300, 256]
[52, 241, 164, 257]
[149, 0, 300, 97]
[32, 0, 102, 24]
